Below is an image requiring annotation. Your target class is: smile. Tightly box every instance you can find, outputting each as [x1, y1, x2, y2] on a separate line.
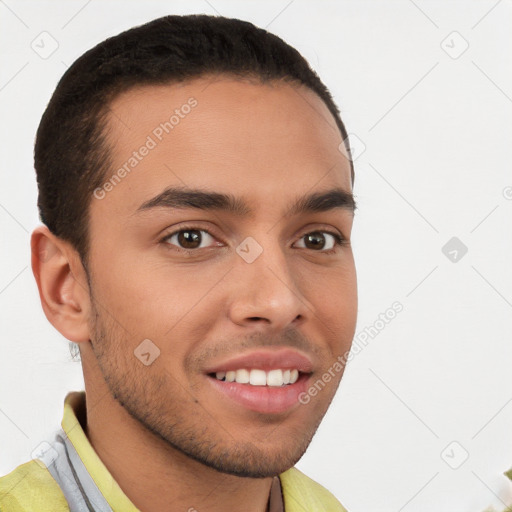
[212, 368, 300, 387]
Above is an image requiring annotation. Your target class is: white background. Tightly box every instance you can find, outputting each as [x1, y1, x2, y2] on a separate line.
[1, 1, 511, 511]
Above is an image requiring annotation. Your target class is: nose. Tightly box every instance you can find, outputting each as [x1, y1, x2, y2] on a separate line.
[228, 236, 310, 331]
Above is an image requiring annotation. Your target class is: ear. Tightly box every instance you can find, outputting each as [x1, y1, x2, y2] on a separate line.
[31, 225, 91, 343]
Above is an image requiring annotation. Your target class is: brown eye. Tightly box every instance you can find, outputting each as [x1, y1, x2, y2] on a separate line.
[305, 232, 326, 250]
[163, 229, 216, 250]
[294, 231, 341, 252]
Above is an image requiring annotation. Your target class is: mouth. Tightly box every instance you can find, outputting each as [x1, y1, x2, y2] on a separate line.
[210, 368, 301, 386]
[204, 349, 313, 414]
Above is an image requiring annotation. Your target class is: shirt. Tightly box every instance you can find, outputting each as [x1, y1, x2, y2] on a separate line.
[0, 391, 347, 511]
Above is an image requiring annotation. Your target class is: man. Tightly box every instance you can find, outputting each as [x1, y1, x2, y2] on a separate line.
[0, 14, 357, 511]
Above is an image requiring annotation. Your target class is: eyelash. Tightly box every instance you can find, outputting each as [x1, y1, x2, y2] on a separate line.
[159, 225, 348, 255]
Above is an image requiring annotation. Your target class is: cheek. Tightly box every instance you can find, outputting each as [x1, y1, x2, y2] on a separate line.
[301, 271, 356, 409]
[307, 266, 357, 354]
[93, 257, 224, 351]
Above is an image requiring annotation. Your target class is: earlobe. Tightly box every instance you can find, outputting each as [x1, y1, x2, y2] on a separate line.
[31, 225, 91, 343]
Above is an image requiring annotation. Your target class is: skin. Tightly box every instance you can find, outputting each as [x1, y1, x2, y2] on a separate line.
[31, 76, 357, 512]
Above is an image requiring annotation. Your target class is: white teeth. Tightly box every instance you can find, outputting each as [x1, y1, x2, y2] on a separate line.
[266, 369, 283, 387]
[235, 369, 250, 384]
[214, 368, 300, 386]
[249, 369, 267, 386]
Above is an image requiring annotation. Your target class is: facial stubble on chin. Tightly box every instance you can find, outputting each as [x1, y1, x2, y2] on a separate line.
[86, 298, 335, 478]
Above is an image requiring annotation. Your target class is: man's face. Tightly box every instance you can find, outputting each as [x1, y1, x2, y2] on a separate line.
[84, 76, 357, 477]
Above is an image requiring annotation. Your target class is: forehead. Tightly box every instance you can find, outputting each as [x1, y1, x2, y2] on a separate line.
[96, 76, 352, 220]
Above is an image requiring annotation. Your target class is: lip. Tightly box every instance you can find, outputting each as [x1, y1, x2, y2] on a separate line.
[203, 348, 314, 374]
[207, 371, 311, 414]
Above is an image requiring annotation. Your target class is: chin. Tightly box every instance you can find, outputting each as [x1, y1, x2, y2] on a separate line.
[175, 434, 312, 479]
[199, 453, 301, 479]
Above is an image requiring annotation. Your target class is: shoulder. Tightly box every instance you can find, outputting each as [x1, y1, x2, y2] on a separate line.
[0, 460, 69, 512]
[279, 467, 348, 512]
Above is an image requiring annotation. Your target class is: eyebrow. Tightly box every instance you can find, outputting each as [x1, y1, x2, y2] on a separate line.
[134, 186, 356, 218]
